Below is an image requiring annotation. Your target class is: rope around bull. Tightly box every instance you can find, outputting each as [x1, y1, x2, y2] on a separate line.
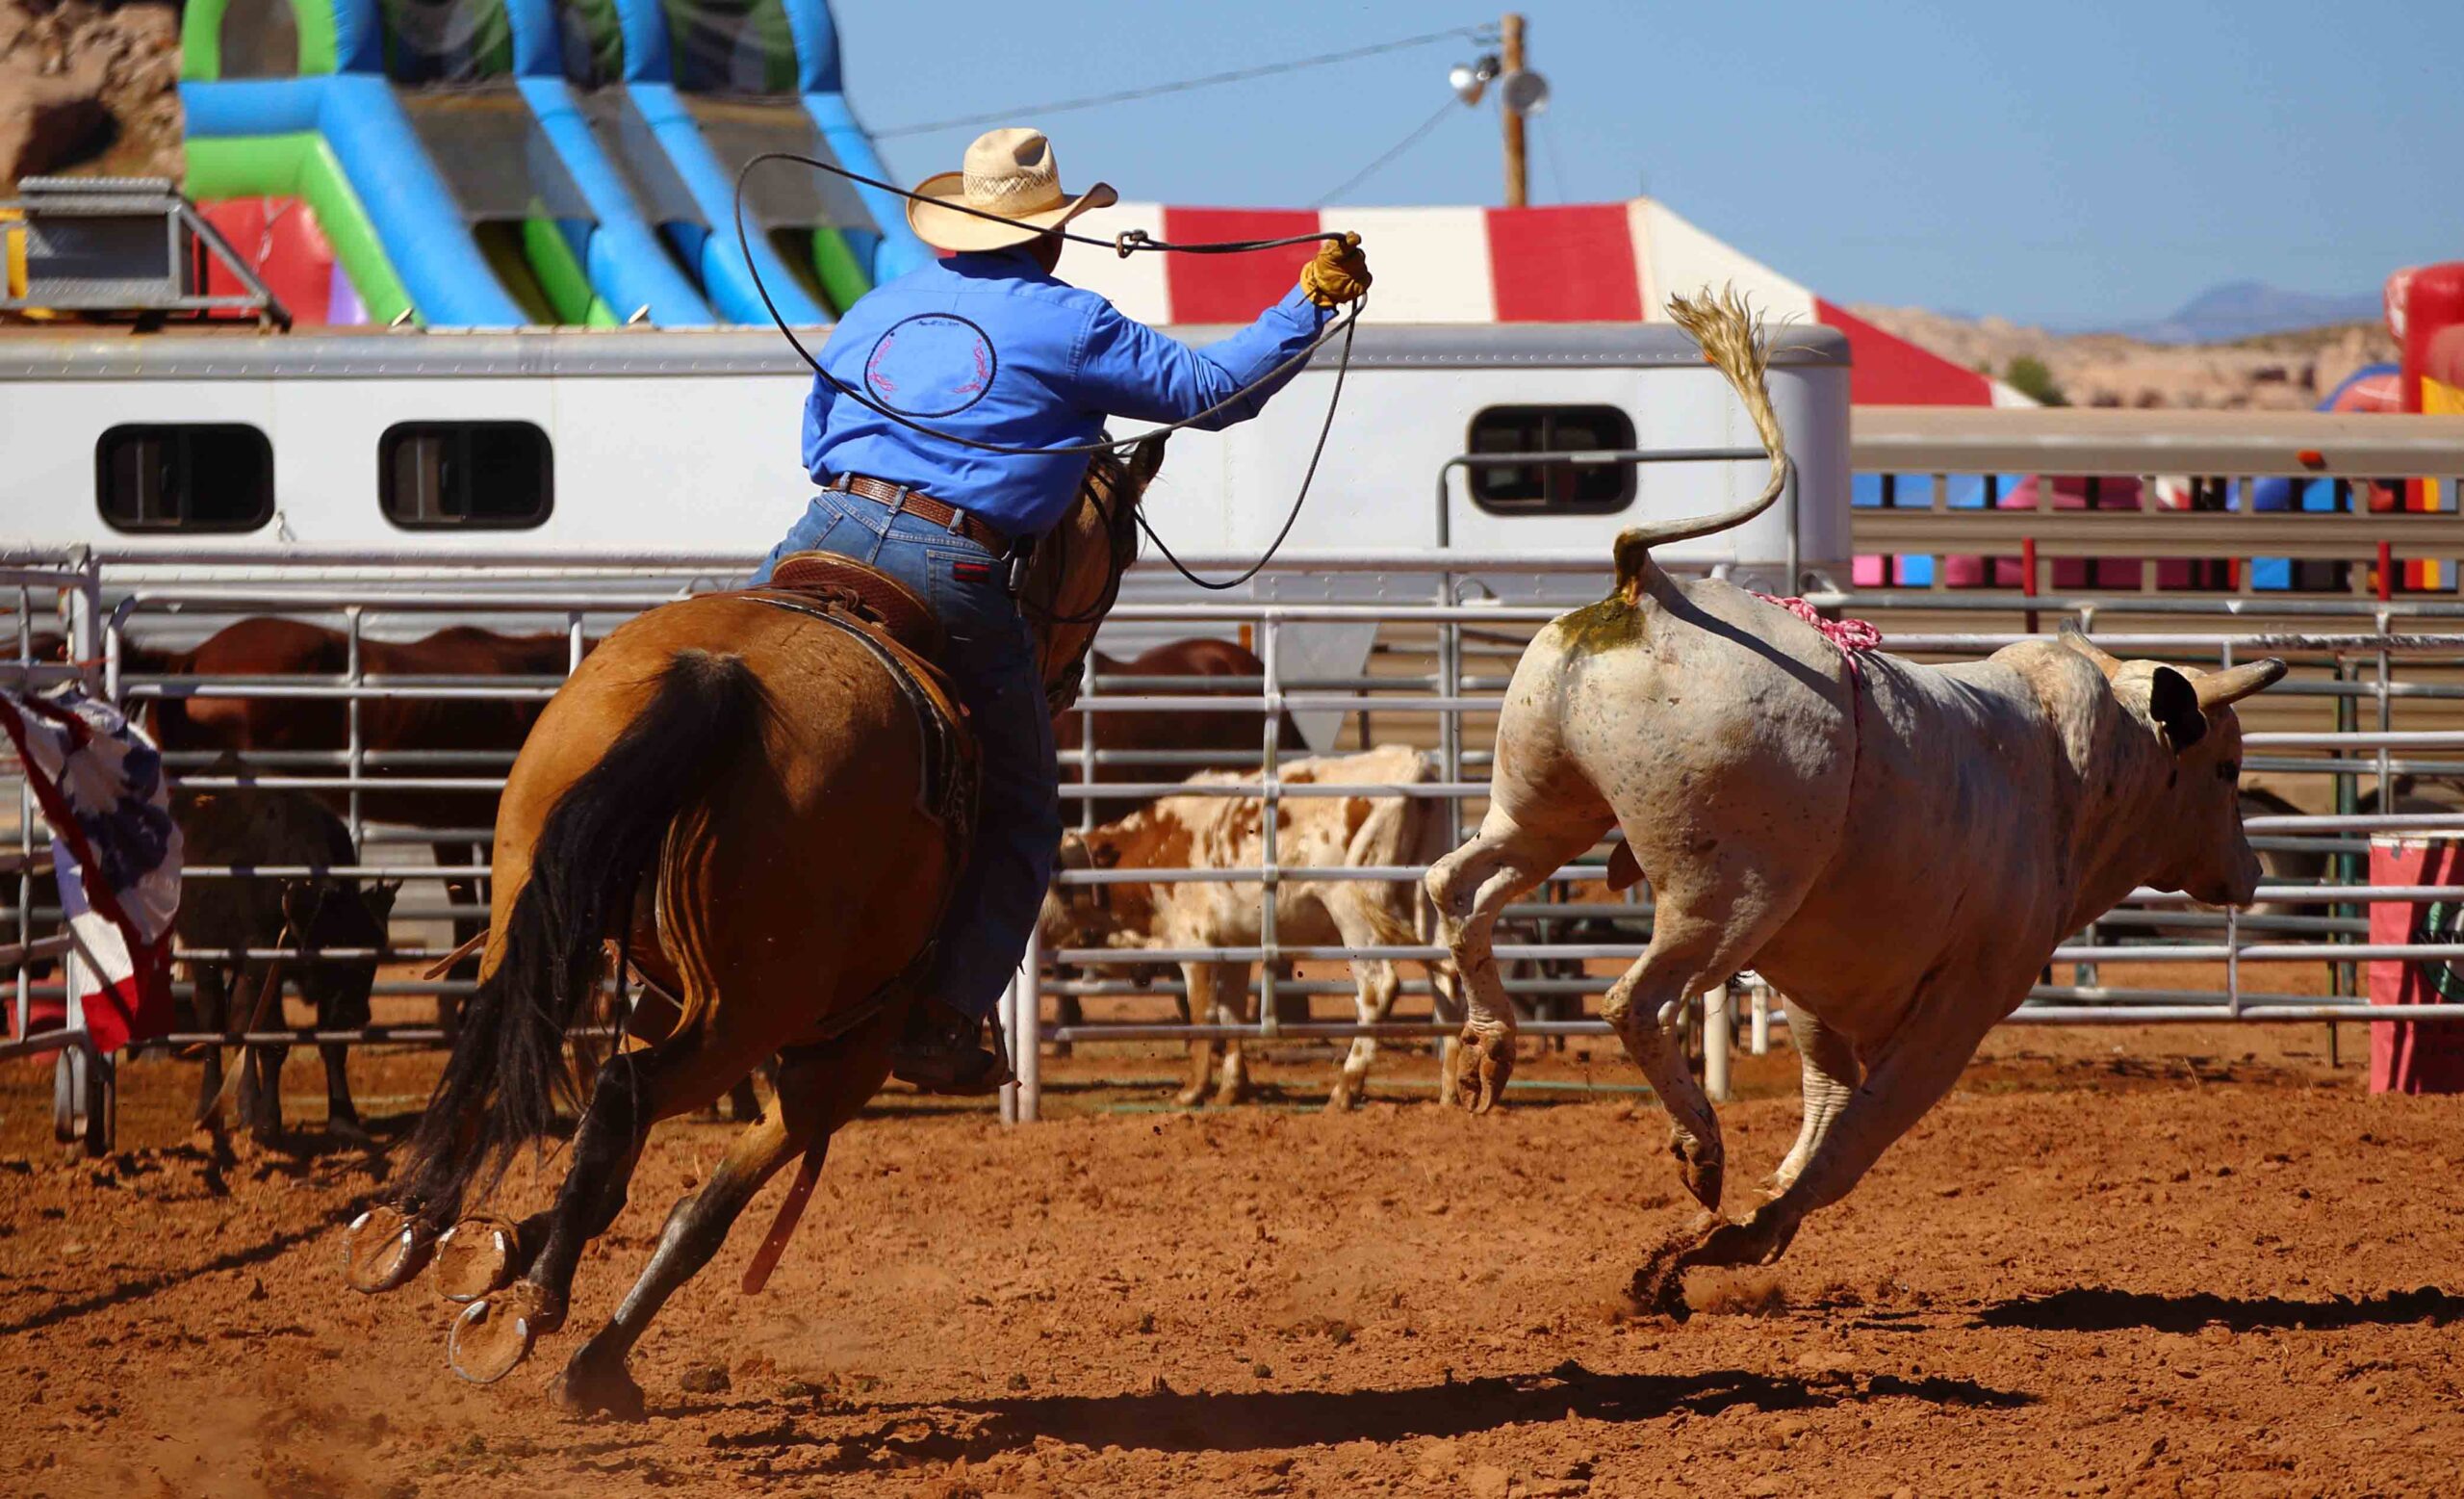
[733, 151, 1363, 592]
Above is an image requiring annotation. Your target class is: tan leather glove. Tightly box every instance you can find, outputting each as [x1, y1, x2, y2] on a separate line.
[1300, 232, 1371, 308]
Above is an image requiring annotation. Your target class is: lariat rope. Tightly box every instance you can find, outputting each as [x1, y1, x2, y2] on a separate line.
[733, 152, 1364, 592]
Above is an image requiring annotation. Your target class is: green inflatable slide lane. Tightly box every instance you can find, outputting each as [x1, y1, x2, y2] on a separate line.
[185, 133, 416, 325]
[810, 225, 870, 315]
[524, 220, 621, 326]
[181, 0, 341, 79]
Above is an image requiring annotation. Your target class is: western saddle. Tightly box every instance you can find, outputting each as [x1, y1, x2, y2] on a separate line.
[737, 552, 975, 842]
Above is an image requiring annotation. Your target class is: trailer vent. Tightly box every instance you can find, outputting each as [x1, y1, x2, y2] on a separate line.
[1466, 404, 1637, 515]
[94, 424, 274, 532]
[379, 421, 553, 530]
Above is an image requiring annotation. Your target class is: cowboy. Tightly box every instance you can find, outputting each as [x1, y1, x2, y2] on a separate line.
[755, 127, 1371, 1094]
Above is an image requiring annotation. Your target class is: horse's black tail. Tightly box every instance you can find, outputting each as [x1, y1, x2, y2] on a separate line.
[394, 649, 767, 1227]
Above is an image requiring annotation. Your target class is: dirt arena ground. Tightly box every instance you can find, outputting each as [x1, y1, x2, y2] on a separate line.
[5, 1003, 2464, 1497]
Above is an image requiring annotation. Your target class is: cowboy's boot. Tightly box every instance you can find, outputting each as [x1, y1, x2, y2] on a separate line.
[891, 999, 1014, 1097]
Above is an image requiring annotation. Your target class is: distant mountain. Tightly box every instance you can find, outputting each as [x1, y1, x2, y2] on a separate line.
[2092, 281, 2383, 345]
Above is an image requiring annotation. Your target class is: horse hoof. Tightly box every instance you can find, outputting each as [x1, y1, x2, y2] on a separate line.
[551, 1359, 646, 1423]
[343, 1206, 432, 1295]
[449, 1287, 549, 1385]
[434, 1217, 522, 1304]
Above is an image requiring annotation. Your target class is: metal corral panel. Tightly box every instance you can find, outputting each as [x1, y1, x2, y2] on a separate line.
[1854, 406, 2464, 478]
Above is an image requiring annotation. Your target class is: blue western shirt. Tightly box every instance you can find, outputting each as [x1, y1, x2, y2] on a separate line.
[800, 246, 1329, 540]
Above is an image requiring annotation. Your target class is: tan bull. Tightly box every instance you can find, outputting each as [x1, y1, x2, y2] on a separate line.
[1043, 746, 1462, 1109]
[1425, 288, 2286, 1313]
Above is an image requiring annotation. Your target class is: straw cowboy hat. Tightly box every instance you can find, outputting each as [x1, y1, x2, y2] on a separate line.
[907, 128, 1117, 253]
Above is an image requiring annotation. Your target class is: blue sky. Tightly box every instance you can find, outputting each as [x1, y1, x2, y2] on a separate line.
[834, 0, 2463, 328]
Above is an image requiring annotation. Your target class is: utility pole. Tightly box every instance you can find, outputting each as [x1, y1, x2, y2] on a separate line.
[1501, 13, 1527, 208]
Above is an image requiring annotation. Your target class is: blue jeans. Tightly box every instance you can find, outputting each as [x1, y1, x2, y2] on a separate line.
[754, 490, 1059, 1024]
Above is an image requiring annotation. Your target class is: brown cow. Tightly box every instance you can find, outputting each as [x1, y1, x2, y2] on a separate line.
[173, 763, 398, 1143]
[1054, 637, 1303, 824]
[155, 616, 578, 829]
[150, 617, 583, 1034]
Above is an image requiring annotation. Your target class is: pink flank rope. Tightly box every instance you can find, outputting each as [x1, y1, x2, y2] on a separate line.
[1750, 593, 1882, 680]
[1753, 592, 1881, 791]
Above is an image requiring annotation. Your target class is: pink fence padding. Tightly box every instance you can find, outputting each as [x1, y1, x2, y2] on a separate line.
[2368, 838, 2464, 1094]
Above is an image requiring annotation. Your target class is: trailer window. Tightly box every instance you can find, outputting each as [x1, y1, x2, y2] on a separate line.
[1466, 405, 1636, 515]
[95, 425, 274, 532]
[379, 422, 553, 529]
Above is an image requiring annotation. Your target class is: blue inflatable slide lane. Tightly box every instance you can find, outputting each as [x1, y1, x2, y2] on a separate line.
[183, 0, 529, 328]
[505, 0, 713, 325]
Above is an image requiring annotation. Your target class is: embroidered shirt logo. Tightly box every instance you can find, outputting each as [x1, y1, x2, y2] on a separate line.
[863, 314, 999, 418]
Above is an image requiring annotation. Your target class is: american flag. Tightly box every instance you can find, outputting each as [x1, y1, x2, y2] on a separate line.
[0, 689, 181, 1052]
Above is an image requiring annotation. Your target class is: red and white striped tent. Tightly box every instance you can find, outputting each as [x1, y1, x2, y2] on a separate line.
[1066, 197, 2033, 407]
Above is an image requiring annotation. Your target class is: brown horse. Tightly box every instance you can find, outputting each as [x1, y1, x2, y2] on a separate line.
[341, 437, 1164, 1417]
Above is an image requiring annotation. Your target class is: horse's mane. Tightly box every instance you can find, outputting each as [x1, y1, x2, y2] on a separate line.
[1026, 448, 1142, 610]
[1082, 448, 1145, 587]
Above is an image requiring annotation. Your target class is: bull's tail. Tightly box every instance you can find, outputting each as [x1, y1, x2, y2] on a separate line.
[1609, 286, 1791, 597]
[392, 649, 767, 1227]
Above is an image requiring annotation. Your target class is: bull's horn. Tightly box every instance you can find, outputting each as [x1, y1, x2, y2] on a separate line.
[2194, 659, 2287, 711]
[2057, 622, 2122, 673]
[1610, 286, 1790, 596]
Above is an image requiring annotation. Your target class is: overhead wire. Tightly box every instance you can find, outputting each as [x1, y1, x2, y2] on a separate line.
[874, 24, 1497, 139]
[1536, 114, 1572, 205]
[1310, 92, 1465, 208]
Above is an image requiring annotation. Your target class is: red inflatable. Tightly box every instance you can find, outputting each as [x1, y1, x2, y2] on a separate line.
[198, 197, 367, 325]
[2388, 261, 2464, 416]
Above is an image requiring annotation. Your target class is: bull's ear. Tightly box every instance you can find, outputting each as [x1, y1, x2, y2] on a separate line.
[2149, 666, 2208, 754]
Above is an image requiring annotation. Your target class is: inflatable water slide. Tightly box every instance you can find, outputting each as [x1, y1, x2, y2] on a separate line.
[179, 0, 928, 326]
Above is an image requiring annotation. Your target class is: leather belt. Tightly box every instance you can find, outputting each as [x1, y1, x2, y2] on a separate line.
[830, 474, 1012, 556]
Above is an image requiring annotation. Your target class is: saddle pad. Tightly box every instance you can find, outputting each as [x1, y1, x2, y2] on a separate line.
[766, 552, 948, 660]
[733, 590, 977, 854]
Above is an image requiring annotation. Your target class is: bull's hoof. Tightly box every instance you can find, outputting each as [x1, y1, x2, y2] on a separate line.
[1676, 1143, 1726, 1213]
[448, 1282, 558, 1385]
[1453, 1027, 1515, 1114]
[1172, 1085, 1207, 1109]
[434, 1215, 523, 1304]
[551, 1351, 646, 1423]
[343, 1206, 433, 1295]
